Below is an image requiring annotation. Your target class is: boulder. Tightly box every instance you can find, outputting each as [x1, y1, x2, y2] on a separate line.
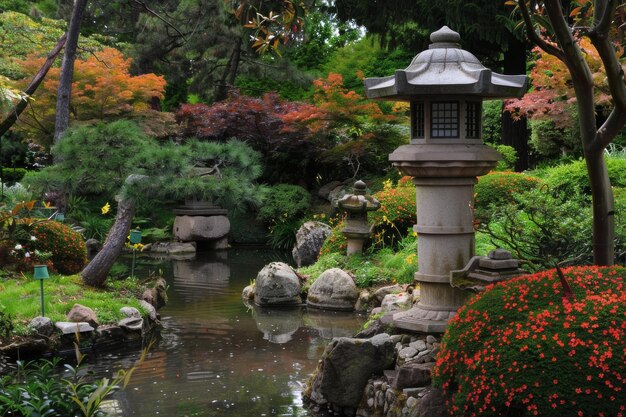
[173, 215, 230, 241]
[307, 268, 358, 311]
[85, 238, 101, 260]
[374, 284, 404, 304]
[318, 180, 342, 201]
[392, 362, 435, 390]
[67, 304, 99, 328]
[139, 300, 158, 321]
[307, 333, 396, 409]
[416, 387, 446, 417]
[254, 262, 302, 306]
[380, 292, 412, 313]
[241, 285, 255, 300]
[120, 306, 141, 319]
[141, 277, 168, 309]
[292, 221, 332, 267]
[354, 289, 373, 313]
[28, 316, 54, 336]
[118, 317, 144, 332]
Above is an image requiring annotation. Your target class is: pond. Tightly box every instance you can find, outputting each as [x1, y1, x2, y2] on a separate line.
[86, 248, 366, 417]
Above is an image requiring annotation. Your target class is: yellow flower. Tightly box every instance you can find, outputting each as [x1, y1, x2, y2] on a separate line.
[101, 202, 111, 215]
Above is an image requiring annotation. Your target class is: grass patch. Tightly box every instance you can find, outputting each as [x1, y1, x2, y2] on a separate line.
[300, 234, 417, 289]
[0, 272, 146, 336]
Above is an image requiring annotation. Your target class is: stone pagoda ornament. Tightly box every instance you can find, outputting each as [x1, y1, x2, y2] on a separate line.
[337, 180, 381, 255]
[364, 26, 528, 332]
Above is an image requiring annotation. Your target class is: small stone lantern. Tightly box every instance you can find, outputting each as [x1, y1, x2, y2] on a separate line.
[337, 180, 380, 255]
[364, 26, 527, 332]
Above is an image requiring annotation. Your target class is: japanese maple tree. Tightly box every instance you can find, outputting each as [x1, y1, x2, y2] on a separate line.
[15, 47, 166, 146]
[511, 0, 626, 265]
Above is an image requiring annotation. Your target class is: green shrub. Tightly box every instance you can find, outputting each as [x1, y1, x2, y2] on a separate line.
[482, 99, 502, 145]
[235, 74, 311, 101]
[474, 171, 541, 222]
[479, 187, 596, 271]
[529, 117, 581, 158]
[257, 184, 311, 249]
[31, 220, 87, 274]
[534, 157, 626, 198]
[80, 214, 114, 241]
[301, 233, 417, 289]
[0, 167, 27, 185]
[0, 351, 138, 417]
[0, 182, 32, 206]
[257, 184, 311, 224]
[319, 218, 347, 256]
[492, 144, 517, 171]
[433, 265, 626, 417]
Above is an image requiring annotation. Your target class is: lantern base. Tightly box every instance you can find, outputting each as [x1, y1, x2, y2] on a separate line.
[391, 305, 457, 334]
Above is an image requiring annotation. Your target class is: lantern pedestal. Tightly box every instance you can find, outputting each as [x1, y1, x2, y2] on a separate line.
[391, 144, 498, 333]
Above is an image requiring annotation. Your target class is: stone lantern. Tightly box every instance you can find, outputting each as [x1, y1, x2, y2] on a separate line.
[337, 180, 381, 255]
[364, 26, 527, 332]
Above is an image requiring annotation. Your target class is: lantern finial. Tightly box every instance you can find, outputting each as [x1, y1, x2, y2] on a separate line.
[429, 26, 461, 45]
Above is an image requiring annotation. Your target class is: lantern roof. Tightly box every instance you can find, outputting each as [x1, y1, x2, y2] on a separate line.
[364, 26, 528, 101]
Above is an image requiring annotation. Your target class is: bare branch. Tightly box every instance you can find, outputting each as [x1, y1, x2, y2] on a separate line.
[131, 0, 187, 43]
[591, 0, 617, 35]
[518, 0, 566, 60]
[590, 35, 626, 148]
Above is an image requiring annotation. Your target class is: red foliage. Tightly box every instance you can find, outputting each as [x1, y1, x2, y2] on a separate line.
[176, 91, 326, 184]
[177, 91, 310, 144]
[505, 39, 625, 129]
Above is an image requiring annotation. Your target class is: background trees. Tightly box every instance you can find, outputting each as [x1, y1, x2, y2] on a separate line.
[511, 0, 626, 265]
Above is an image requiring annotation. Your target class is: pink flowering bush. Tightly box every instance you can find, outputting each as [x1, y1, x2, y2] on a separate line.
[433, 266, 626, 417]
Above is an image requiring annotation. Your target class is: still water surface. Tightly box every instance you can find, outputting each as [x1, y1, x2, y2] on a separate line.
[87, 248, 365, 417]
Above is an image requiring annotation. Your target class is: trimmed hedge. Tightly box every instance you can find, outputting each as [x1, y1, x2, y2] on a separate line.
[433, 266, 626, 417]
[474, 171, 541, 221]
[0, 167, 27, 185]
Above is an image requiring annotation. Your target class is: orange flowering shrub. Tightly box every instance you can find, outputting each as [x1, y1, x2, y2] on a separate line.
[369, 180, 416, 246]
[433, 266, 626, 417]
[31, 221, 87, 274]
[319, 178, 416, 255]
[474, 172, 541, 221]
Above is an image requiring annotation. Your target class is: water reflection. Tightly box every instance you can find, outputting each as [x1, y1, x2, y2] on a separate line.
[85, 249, 364, 417]
[249, 305, 304, 344]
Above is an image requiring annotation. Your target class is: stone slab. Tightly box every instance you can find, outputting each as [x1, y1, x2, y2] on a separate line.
[55, 321, 94, 335]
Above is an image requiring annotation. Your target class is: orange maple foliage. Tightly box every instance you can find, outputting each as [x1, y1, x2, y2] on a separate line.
[16, 47, 166, 144]
[280, 72, 393, 133]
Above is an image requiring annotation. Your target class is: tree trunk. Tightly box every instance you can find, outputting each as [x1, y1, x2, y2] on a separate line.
[215, 37, 242, 101]
[53, 0, 87, 145]
[501, 36, 530, 171]
[585, 150, 615, 265]
[0, 34, 66, 138]
[501, 112, 530, 171]
[81, 197, 135, 287]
